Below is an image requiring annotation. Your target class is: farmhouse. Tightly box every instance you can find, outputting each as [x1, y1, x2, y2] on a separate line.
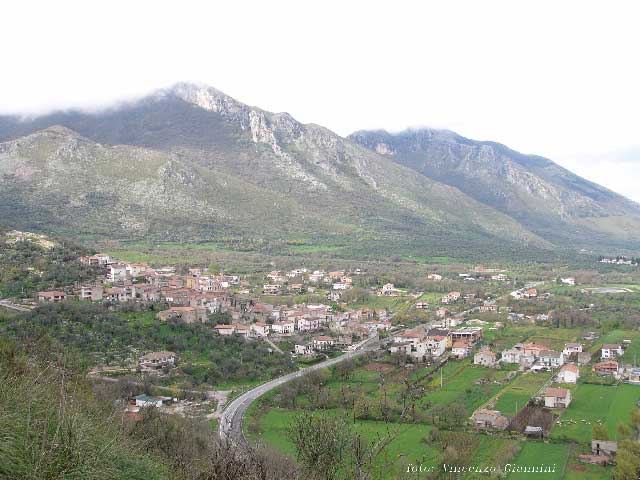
[474, 347, 497, 367]
[441, 291, 461, 304]
[593, 360, 620, 377]
[214, 324, 236, 335]
[250, 322, 271, 337]
[313, 336, 335, 350]
[451, 327, 483, 346]
[562, 342, 583, 357]
[543, 387, 571, 408]
[139, 351, 177, 371]
[37, 291, 67, 303]
[556, 364, 579, 384]
[451, 341, 470, 359]
[473, 409, 509, 430]
[538, 350, 564, 368]
[271, 320, 295, 335]
[601, 344, 623, 359]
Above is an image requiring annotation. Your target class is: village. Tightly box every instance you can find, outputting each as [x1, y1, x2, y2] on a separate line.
[11, 247, 640, 477]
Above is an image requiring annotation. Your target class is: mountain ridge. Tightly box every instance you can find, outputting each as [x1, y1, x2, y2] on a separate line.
[0, 82, 638, 259]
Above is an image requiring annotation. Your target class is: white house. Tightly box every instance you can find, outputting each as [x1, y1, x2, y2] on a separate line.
[251, 322, 271, 337]
[543, 387, 571, 408]
[452, 341, 470, 359]
[313, 336, 335, 351]
[271, 321, 295, 335]
[556, 364, 579, 384]
[562, 342, 583, 357]
[107, 264, 128, 282]
[560, 277, 576, 286]
[214, 324, 236, 335]
[601, 344, 623, 359]
[381, 283, 396, 296]
[538, 350, 564, 368]
[294, 344, 314, 356]
[500, 347, 521, 364]
[474, 347, 498, 367]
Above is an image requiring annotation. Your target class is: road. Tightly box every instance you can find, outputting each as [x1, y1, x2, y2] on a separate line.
[219, 335, 381, 446]
[0, 299, 33, 312]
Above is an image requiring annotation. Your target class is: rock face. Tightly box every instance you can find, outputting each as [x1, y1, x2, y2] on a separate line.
[0, 82, 639, 258]
[349, 128, 640, 248]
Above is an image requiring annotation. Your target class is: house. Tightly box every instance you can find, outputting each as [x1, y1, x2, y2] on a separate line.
[627, 367, 640, 384]
[294, 344, 314, 356]
[37, 291, 66, 303]
[214, 324, 236, 335]
[80, 285, 104, 302]
[333, 282, 351, 290]
[501, 347, 522, 364]
[414, 302, 429, 310]
[538, 350, 564, 368]
[157, 306, 208, 324]
[381, 283, 397, 296]
[473, 409, 509, 430]
[226, 324, 248, 338]
[134, 394, 172, 408]
[139, 351, 177, 370]
[427, 273, 442, 281]
[543, 387, 571, 408]
[441, 291, 461, 304]
[436, 307, 449, 318]
[298, 317, 322, 332]
[313, 336, 335, 350]
[393, 332, 422, 344]
[556, 364, 579, 384]
[561, 277, 576, 286]
[593, 360, 619, 377]
[474, 347, 497, 367]
[524, 288, 538, 298]
[271, 320, 295, 335]
[451, 341, 470, 359]
[601, 344, 623, 359]
[262, 284, 281, 295]
[562, 342, 583, 357]
[520, 342, 546, 358]
[251, 322, 271, 337]
[451, 327, 483, 346]
[107, 263, 128, 282]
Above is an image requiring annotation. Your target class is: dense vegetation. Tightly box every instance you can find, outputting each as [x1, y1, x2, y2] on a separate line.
[0, 337, 296, 479]
[0, 302, 295, 387]
[0, 231, 97, 298]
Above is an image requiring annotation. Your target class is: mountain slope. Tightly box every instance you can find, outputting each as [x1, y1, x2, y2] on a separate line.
[348, 128, 640, 250]
[0, 83, 637, 259]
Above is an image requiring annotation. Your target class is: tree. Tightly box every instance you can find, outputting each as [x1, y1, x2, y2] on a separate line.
[614, 440, 640, 480]
[287, 412, 351, 480]
[592, 424, 609, 440]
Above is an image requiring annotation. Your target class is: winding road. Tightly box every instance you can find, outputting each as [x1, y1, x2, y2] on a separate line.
[219, 334, 381, 446]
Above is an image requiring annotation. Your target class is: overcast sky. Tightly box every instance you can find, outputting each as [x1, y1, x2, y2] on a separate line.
[1, 0, 639, 202]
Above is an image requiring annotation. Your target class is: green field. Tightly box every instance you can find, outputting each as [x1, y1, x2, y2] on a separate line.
[247, 407, 525, 478]
[493, 372, 552, 416]
[506, 441, 569, 480]
[550, 383, 640, 443]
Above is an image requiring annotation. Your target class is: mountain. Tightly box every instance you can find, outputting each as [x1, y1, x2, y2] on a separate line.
[0, 83, 637, 260]
[349, 128, 640, 251]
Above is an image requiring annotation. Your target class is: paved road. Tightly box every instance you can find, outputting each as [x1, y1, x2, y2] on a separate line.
[219, 335, 380, 446]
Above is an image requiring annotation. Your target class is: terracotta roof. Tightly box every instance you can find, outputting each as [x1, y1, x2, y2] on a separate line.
[545, 387, 569, 398]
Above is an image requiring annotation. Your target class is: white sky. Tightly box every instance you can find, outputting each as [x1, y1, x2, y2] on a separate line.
[1, 0, 639, 202]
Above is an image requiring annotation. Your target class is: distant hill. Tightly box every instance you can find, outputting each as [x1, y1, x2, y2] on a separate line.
[349, 128, 640, 251]
[0, 83, 638, 260]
